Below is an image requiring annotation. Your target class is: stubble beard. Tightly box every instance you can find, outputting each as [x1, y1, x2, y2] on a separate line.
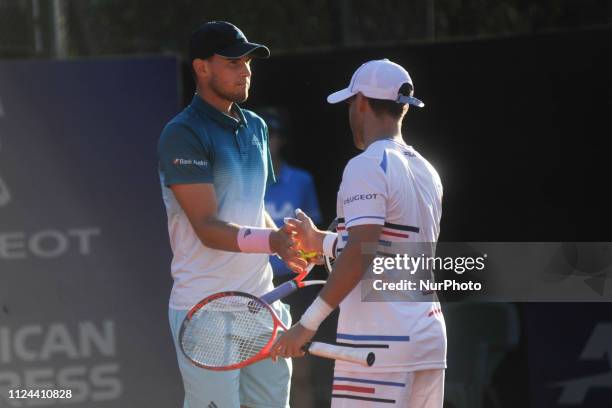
[210, 75, 249, 103]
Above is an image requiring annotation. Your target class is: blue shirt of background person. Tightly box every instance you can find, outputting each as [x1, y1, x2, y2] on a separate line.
[260, 108, 322, 276]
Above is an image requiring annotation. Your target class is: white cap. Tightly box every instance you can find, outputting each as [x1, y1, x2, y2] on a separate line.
[327, 58, 424, 108]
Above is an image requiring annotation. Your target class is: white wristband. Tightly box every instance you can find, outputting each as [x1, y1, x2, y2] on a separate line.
[300, 296, 334, 331]
[322, 232, 338, 259]
[237, 227, 273, 254]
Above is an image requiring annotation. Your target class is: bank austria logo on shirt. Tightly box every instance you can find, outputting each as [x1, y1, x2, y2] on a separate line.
[173, 158, 208, 167]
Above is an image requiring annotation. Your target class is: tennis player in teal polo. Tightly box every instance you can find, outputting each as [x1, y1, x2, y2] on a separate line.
[158, 21, 306, 408]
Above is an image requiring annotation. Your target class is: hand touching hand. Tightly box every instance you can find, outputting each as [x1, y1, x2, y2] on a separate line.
[270, 226, 308, 272]
[284, 209, 325, 255]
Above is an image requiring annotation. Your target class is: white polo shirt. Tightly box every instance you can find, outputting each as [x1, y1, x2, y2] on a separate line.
[334, 138, 446, 373]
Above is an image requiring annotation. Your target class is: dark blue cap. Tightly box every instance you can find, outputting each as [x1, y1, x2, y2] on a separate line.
[189, 21, 270, 61]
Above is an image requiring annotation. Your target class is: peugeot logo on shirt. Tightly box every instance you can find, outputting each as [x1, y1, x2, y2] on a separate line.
[344, 193, 379, 205]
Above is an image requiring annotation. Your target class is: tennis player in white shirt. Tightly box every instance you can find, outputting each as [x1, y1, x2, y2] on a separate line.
[272, 59, 446, 407]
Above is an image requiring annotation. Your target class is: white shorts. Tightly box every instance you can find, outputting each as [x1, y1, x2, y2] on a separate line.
[331, 369, 444, 408]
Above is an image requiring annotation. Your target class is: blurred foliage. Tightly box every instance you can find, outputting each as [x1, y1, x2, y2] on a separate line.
[0, 0, 37, 56]
[1, 0, 610, 58]
[68, 0, 334, 56]
[435, 0, 610, 38]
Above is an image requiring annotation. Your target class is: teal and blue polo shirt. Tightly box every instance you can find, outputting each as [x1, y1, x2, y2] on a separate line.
[158, 94, 276, 309]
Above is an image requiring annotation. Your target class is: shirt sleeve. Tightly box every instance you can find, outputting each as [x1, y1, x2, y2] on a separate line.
[158, 123, 213, 186]
[339, 155, 387, 228]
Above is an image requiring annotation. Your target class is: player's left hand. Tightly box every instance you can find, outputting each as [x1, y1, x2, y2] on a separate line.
[270, 323, 316, 361]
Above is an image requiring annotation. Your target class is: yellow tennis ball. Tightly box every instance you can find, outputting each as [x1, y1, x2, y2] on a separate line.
[298, 250, 318, 259]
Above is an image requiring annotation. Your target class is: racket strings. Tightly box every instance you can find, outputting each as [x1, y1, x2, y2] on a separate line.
[181, 295, 275, 368]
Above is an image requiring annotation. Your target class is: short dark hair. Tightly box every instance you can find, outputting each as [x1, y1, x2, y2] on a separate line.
[365, 83, 413, 119]
[366, 98, 407, 119]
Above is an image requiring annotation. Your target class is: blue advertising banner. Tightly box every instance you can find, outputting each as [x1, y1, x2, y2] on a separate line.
[0, 56, 183, 407]
[526, 304, 612, 407]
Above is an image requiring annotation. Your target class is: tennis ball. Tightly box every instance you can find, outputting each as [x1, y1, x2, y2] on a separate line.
[298, 250, 318, 259]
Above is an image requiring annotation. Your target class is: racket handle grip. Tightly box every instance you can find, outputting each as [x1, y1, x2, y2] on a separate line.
[305, 342, 375, 367]
[261, 280, 298, 304]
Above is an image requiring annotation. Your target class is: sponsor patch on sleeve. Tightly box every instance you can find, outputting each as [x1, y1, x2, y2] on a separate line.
[343, 193, 380, 206]
[173, 158, 209, 167]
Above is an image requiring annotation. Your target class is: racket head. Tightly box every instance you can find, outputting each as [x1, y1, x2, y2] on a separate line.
[179, 291, 286, 371]
[324, 218, 339, 275]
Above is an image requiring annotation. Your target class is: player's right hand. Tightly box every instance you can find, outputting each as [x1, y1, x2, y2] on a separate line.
[270, 227, 308, 273]
[284, 209, 324, 255]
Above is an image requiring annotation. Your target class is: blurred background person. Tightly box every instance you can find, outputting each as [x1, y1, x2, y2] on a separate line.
[259, 107, 323, 278]
[258, 107, 325, 407]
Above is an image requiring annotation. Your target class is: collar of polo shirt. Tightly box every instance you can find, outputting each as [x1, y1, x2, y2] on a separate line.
[191, 94, 248, 129]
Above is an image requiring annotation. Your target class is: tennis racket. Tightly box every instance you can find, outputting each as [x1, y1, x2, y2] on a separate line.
[178, 219, 374, 371]
[178, 285, 374, 371]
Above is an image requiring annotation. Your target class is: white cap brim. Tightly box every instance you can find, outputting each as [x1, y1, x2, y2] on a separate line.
[327, 88, 355, 104]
